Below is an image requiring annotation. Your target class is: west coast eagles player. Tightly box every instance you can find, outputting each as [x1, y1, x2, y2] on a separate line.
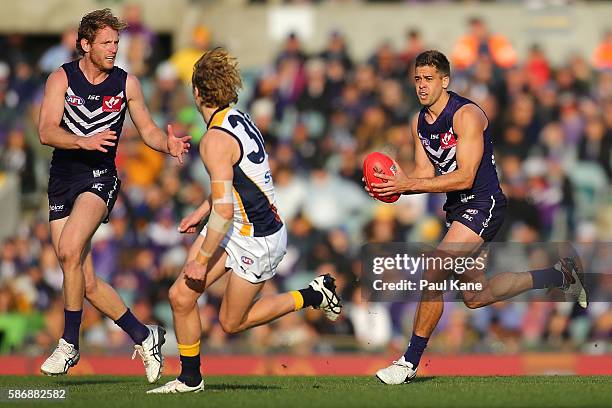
[148, 48, 342, 394]
[38, 9, 190, 381]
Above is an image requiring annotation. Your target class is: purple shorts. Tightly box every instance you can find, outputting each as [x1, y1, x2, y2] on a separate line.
[444, 192, 506, 242]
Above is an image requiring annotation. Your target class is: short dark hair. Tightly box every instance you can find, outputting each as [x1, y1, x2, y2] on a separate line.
[415, 50, 451, 77]
[77, 8, 127, 56]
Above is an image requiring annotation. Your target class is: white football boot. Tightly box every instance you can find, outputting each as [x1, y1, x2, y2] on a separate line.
[147, 378, 204, 394]
[556, 257, 588, 308]
[133, 325, 166, 383]
[375, 356, 418, 385]
[40, 338, 80, 376]
[309, 274, 342, 321]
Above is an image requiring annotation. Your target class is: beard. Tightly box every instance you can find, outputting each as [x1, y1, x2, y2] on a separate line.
[89, 52, 114, 72]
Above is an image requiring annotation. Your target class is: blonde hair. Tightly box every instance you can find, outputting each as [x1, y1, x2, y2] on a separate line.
[192, 48, 242, 108]
[77, 8, 127, 55]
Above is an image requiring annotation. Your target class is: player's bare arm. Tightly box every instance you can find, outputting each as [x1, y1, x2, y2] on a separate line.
[182, 129, 239, 281]
[126, 74, 191, 163]
[178, 196, 213, 234]
[372, 104, 485, 196]
[39, 68, 117, 152]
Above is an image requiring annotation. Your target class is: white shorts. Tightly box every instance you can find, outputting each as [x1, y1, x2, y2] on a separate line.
[200, 224, 287, 284]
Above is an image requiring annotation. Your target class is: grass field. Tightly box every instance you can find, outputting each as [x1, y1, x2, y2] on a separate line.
[0, 375, 611, 408]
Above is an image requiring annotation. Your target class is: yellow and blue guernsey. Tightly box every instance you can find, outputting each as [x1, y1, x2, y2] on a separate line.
[207, 106, 283, 237]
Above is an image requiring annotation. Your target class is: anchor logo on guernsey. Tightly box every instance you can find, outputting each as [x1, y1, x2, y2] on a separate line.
[440, 128, 457, 149]
[102, 96, 123, 112]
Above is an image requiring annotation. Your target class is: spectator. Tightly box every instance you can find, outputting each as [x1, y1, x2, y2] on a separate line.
[592, 30, 612, 71]
[38, 27, 78, 74]
[319, 31, 353, 71]
[398, 29, 425, 69]
[275, 32, 308, 67]
[169, 25, 212, 84]
[0, 126, 37, 194]
[115, 3, 158, 77]
[451, 16, 517, 70]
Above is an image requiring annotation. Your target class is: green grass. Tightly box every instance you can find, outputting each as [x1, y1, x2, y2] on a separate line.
[0, 375, 610, 408]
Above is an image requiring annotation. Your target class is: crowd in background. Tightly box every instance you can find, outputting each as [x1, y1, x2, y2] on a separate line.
[0, 6, 610, 357]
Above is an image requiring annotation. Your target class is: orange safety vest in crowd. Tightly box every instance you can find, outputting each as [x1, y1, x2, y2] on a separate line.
[593, 42, 612, 70]
[452, 34, 518, 70]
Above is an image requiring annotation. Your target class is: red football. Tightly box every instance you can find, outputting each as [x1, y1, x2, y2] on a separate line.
[363, 152, 400, 203]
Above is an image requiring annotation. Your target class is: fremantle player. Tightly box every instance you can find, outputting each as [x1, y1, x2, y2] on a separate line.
[369, 51, 587, 384]
[148, 48, 341, 394]
[38, 9, 190, 381]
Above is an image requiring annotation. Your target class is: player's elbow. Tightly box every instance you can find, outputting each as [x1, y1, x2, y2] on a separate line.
[459, 172, 476, 190]
[459, 179, 475, 190]
[38, 126, 50, 146]
[212, 204, 233, 220]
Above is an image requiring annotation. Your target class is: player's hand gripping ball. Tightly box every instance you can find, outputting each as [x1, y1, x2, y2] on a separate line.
[362, 152, 400, 203]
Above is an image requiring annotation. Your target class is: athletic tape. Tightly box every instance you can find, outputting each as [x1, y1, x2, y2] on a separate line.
[211, 180, 233, 204]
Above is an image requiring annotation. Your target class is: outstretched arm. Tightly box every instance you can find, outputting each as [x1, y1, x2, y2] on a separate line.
[126, 74, 191, 163]
[372, 105, 486, 196]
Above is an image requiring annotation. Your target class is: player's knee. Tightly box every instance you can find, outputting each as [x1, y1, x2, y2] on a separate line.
[57, 244, 80, 269]
[84, 279, 98, 297]
[463, 296, 486, 309]
[218, 315, 242, 335]
[169, 285, 195, 313]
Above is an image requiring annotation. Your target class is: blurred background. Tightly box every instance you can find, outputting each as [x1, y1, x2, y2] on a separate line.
[0, 0, 610, 372]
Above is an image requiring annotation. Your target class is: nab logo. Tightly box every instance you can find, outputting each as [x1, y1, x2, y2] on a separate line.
[241, 256, 254, 265]
[88, 95, 100, 100]
[440, 131, 457, 149]
[66, 95, 84, 106]
[102, 96, 123, 112]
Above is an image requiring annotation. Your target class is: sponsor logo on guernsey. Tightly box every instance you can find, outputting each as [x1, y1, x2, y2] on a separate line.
[466, 209, 479, 215]
[93, 169, 109, 178]
[241, 256, 254, 265]
[440, 131, 457, 149]
[462, 213, 473, 222]
[88, 95, 100, 100]
[49, 204, 65, 212]
[460, 194, 475, 203]
[66, 95, 84, 106]
[92, 183, 104, 191]
[102, 96, 123, 112]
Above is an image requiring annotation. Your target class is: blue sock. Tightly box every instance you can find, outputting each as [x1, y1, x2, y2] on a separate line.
[530, 267, 564, 289]
[62, 309, 82, 349]
[114, 309, 150, 345]
[403, 333, 429, 368]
